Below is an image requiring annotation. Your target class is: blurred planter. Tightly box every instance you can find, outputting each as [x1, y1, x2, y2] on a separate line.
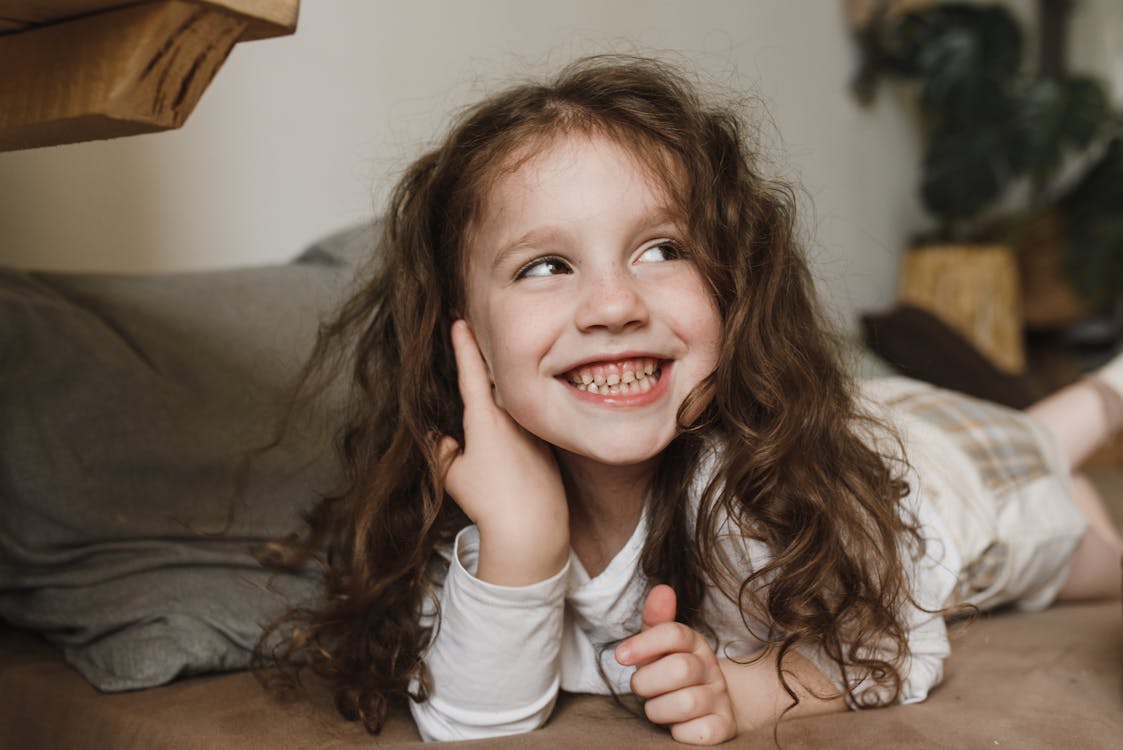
[1016, 211, 1098, 330]
[855, 2, 1123, 342]
[898, 244, 1025, 373]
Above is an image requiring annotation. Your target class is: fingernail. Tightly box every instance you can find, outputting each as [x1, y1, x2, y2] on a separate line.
[616, 645, 630, 664]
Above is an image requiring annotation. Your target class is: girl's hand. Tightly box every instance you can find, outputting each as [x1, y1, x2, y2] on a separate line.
[438, 320, 569, 585]
[616, 585, 737, 746]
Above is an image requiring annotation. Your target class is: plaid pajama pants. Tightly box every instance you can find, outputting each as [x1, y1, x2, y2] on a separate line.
[864, 377, 1087, 612]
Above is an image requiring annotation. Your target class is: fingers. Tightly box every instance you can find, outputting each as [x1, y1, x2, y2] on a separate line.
[617, 587, 737, 744]
[642, 684, 728, 727]
[618, 586, 736, 744]
[640, 677, 736, 745]
[668, 713, 737, 746]
[616, 584, 681, 668]
[437, 434, 460, 473]
[616, 620, 698, 668]
[449, 320, 494, 418]
[629, 651, 706, 697]
[641, 584, 677, 631]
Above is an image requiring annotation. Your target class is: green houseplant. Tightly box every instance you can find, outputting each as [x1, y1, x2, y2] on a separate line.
[854, 0, 1123, 319]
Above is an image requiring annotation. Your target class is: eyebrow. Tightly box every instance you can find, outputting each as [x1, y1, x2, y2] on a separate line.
[491, 227, 565, 272]
[489, 207, 686, 272]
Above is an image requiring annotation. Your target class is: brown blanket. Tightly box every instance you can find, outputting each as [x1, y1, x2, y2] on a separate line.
[1, 602, 1119, 749]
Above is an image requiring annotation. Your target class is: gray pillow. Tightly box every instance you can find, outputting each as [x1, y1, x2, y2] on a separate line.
[0, 221, 377, 691]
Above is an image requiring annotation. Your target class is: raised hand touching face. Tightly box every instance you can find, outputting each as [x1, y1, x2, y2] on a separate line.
[438, 320, 570, 586]
[615, 585, 737, 746]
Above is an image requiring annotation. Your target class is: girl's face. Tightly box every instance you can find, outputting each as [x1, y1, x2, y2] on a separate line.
[463, 133, 721, 469]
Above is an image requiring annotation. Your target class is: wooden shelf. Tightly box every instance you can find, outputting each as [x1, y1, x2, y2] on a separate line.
[0, 0, 299, 151]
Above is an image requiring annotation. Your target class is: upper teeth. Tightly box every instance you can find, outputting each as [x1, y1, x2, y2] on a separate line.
[565, 357, 661, 394]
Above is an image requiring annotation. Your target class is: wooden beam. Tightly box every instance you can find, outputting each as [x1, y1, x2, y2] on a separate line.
[0, 0, 298, 151]
[201, 0, 299, 41]
[0, 1, 145, 28]
[0, 0, 297, 40]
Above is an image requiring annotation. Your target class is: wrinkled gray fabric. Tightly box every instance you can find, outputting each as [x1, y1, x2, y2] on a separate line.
[0, 221, 378, 691]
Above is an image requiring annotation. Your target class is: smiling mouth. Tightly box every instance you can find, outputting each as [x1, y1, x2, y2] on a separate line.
[562, 357, 664, 395]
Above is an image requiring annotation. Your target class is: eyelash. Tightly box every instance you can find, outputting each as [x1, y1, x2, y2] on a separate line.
[640, 241, 684, 262]
[515, 256, 572, 279]
[514, 241, 685, 280]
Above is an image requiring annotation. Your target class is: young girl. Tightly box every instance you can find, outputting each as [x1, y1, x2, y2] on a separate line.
[260, 56, 1123, 744]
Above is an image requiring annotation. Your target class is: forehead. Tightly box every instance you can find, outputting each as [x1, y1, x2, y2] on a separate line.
[467, 132, 681, 250]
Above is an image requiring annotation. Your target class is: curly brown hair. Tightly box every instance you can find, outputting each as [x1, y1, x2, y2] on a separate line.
[255, 54, 920, 732]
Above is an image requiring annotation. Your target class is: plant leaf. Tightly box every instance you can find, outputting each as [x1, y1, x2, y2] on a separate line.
[1062, 137, 1123, 212]
[884, 4, 1022, 86]
[921, 114, 1027, 221]
[1021, 75, 1110, 184]
[1059, 138, 1123, 304]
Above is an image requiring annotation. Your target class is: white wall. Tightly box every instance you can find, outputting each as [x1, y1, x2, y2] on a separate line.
[4, 0, 1115, 330]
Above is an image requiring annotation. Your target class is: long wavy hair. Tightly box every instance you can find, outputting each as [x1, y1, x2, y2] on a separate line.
[255, 55, 919, 731]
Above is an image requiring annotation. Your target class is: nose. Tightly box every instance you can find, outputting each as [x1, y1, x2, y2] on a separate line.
[574, 269, 650, 333]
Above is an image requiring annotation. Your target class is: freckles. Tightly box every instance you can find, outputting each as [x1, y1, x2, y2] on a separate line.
[665, 282, 721, 341]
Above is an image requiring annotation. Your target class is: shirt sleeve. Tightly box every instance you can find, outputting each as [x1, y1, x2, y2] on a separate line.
[409, 525, 569, 741]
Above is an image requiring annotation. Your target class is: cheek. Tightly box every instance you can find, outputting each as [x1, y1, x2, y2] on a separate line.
[487, 333, 539, 396]
[679, 292, 723, 424]
[474, 320, 535, 410]
[699, 302, 723, 365]
[484, 312, 562, 422]
[670, 277, 723, 363]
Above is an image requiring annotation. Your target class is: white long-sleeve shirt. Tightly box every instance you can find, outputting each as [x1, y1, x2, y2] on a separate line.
[409, 468, 959, 741]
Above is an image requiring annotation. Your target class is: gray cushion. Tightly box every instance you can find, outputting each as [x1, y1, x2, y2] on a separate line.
[0, 221, 377, 691]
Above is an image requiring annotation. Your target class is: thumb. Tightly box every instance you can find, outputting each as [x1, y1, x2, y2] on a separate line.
[641, 584, 677, 631]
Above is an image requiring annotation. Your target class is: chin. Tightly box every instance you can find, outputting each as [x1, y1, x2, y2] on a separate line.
[564, 436, 672, 467]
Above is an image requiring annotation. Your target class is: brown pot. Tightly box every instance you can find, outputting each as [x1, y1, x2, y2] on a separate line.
[897, 244, 1025, 374]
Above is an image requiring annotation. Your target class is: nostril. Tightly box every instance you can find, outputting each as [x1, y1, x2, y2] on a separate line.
[575, 280, 650, 331]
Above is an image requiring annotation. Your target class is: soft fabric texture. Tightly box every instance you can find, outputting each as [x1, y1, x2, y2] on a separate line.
[2, 602, 1119, 749]
[0, 221, 377, 691]
[860, 377, 1086, 612]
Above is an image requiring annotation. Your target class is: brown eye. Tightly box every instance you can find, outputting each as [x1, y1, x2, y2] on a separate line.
[517, 256, 572, 279]
[637, 242, 683, 263]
